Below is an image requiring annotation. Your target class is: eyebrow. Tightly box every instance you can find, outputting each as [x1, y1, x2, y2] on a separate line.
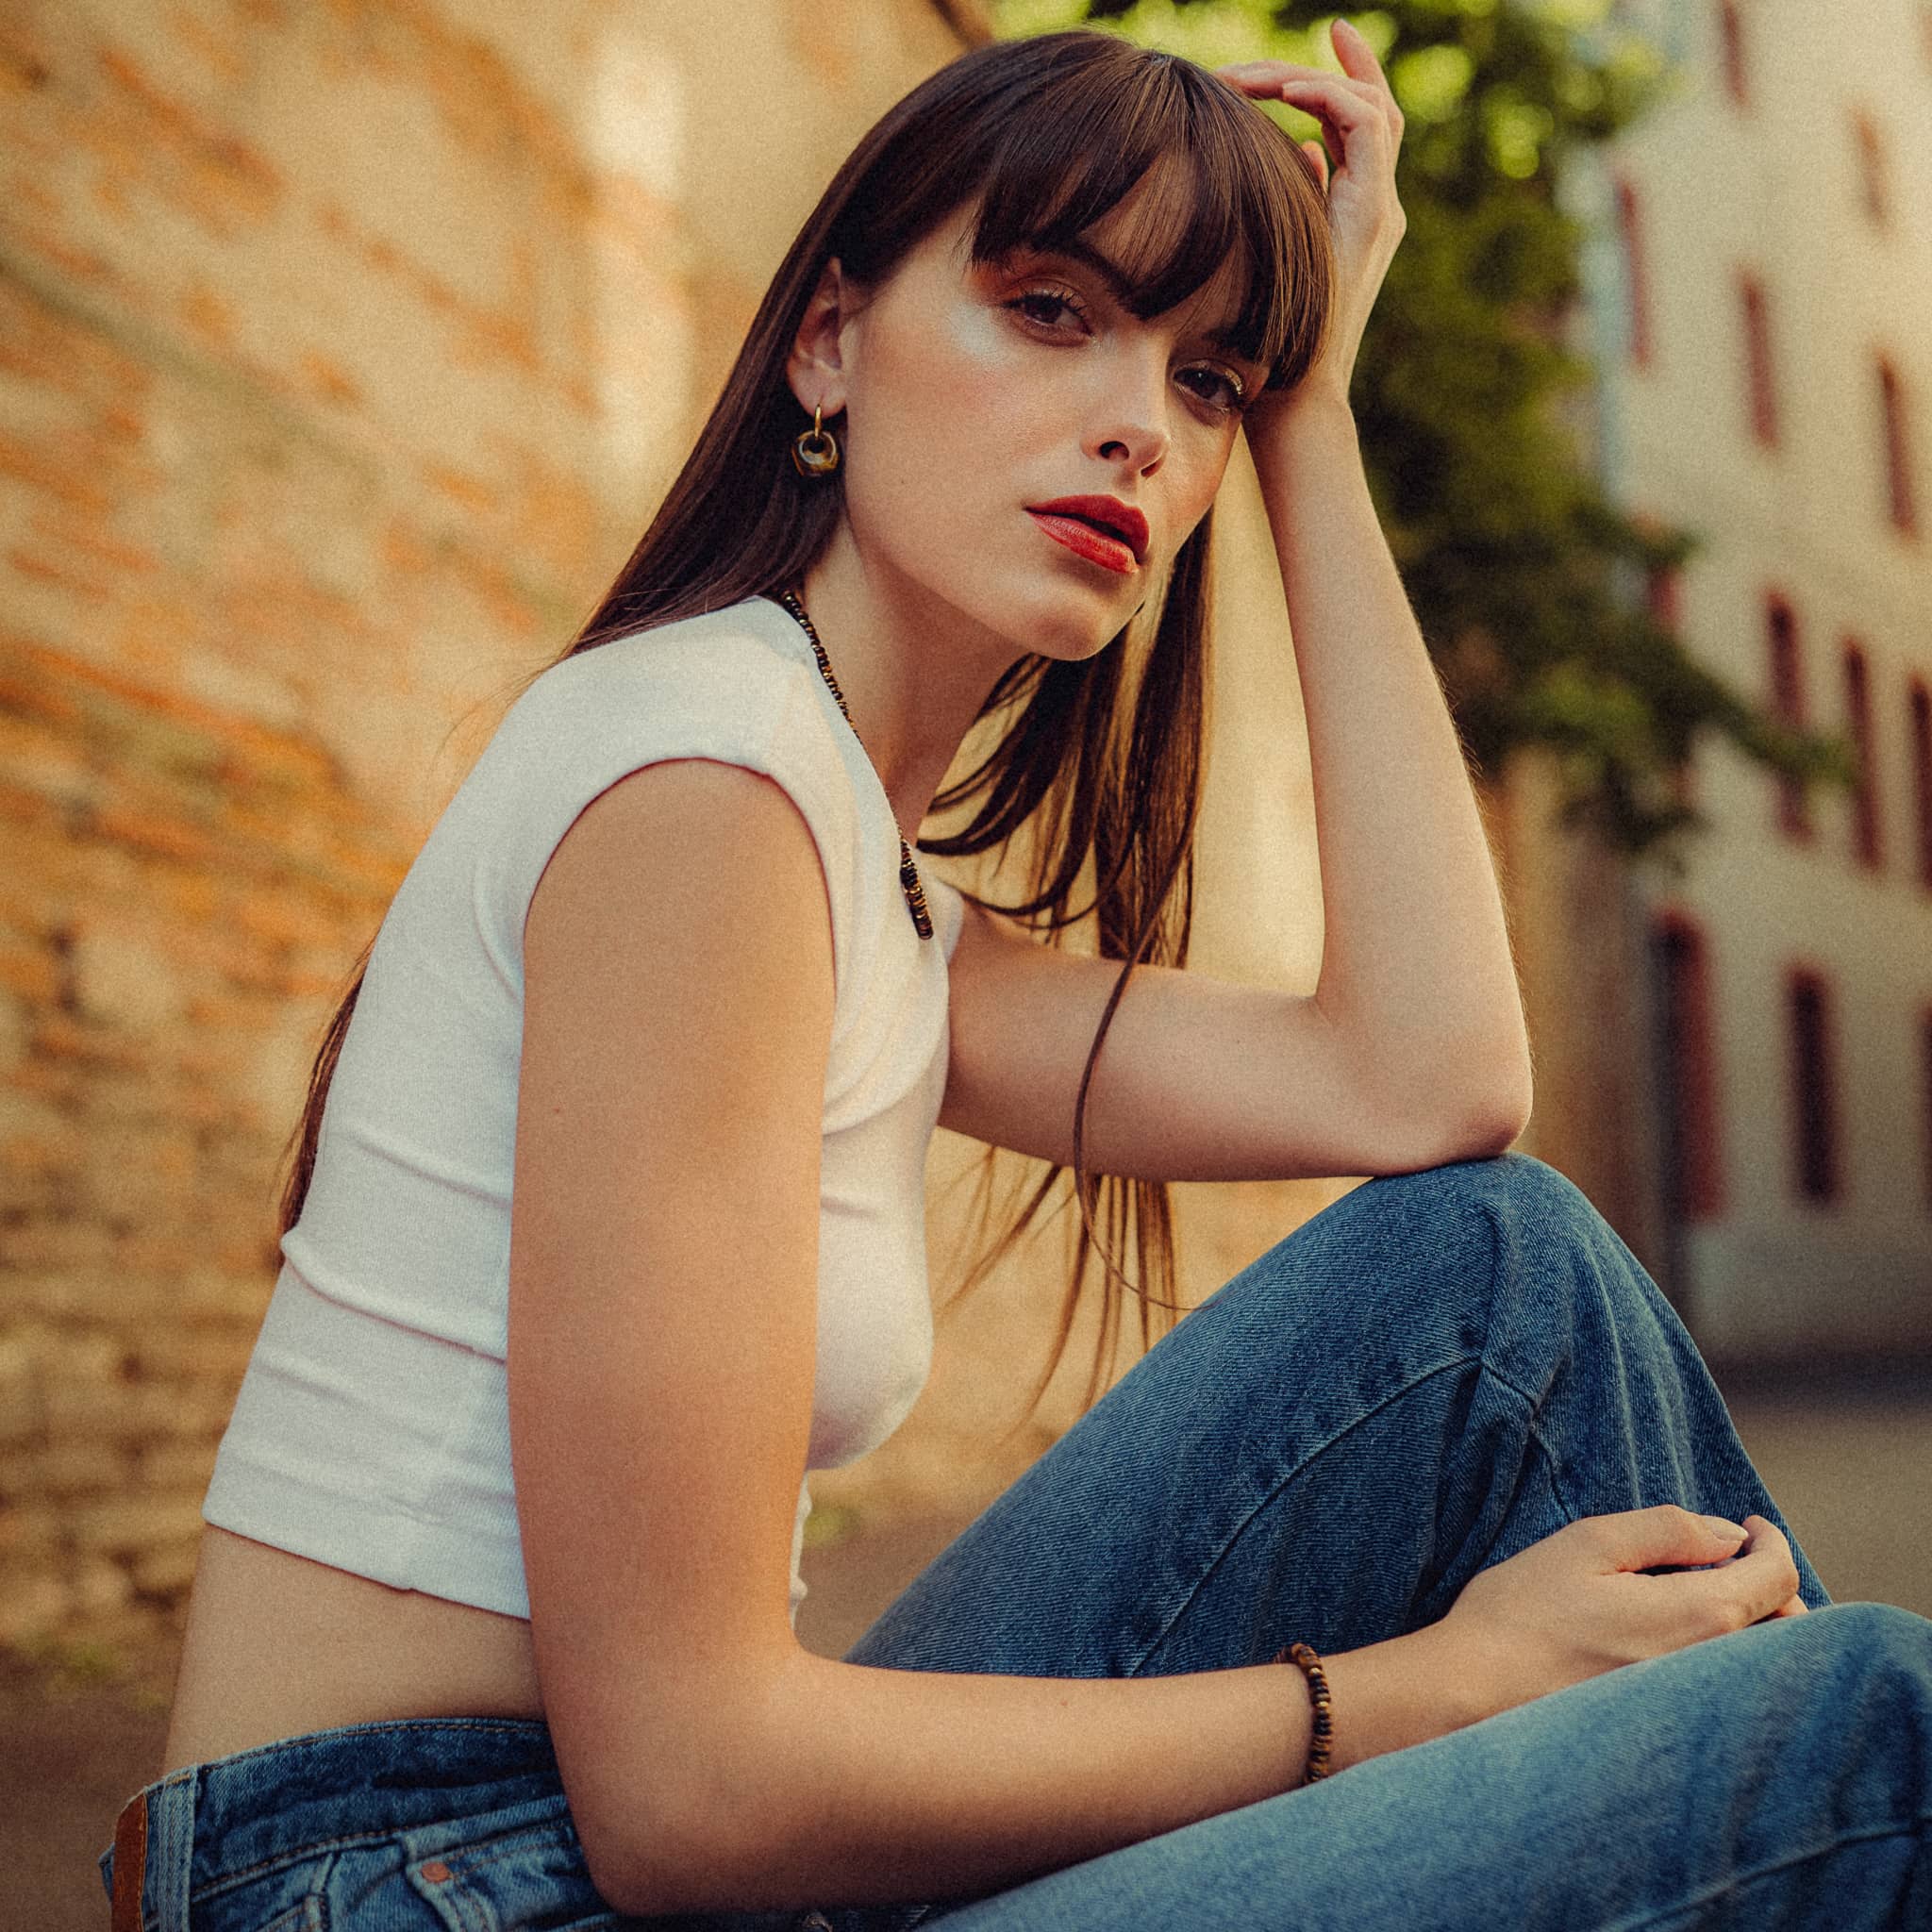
[1002, 235, 1257, 363]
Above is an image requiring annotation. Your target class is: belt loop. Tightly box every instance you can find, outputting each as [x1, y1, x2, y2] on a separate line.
[149, 1768, 197, 1931]
[113, 1768, 198, 1931]
[110, 1790, 147, 1932]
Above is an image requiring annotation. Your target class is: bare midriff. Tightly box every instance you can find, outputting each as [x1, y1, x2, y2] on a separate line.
[157, 1524, 546, 1780]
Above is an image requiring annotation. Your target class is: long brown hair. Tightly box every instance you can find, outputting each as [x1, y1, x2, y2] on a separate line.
[275, 29, 1332, 1435]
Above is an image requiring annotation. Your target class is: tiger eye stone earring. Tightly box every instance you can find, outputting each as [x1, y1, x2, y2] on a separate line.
[791, 401, 841, 477]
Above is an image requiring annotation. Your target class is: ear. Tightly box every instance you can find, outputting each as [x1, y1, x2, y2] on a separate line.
[786, 257, 855, 422]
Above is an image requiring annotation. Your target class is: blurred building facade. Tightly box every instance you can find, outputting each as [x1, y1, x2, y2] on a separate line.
[1524, 0, 1932, 1359]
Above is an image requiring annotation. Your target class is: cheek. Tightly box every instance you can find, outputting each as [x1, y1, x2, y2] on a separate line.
[844, 300, 1042, 502]
[861, 299, 1058, 454]
[1186, 447, 1235, 525]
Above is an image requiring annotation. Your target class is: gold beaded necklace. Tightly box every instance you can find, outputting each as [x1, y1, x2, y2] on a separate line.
[776, 589, 934, 942]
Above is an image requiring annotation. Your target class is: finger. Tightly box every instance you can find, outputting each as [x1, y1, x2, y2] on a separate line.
[1300, 138, 1330, 190]
[1214, 62, 1391, 121]
[1597, 1504, 1752, 1571]
[1724, 1516, 1802, 1624]
[1275, 72, 1391, 151]
[1331, 20, 1405, 144]
[1332, 17, 1391, 92]
[1275, 92, 1378, 192]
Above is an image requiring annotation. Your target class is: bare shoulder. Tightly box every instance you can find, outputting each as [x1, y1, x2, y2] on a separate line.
[525, 754, 835, 973]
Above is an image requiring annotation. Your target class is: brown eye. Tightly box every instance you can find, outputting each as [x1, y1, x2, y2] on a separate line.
[1007, 286, 1091, 332]
[1178, 366, 1245, 413]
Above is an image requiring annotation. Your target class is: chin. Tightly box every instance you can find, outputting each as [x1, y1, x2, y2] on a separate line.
[905, 542, 1134, 665]
[985, 576, 1133, 664]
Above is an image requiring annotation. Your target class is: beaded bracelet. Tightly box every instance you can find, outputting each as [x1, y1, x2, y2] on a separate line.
[1272, 1641, 1334, 1785]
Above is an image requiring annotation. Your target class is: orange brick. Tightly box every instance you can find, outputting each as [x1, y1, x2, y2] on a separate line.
[89, 804, 214, 867]
[0, 428, 113, 512]
[32, 1011, 149, 1073]
[0, 938, 59, 1003]
[8, 545, 114, 602]
[296, 347, 362, 407]
[26, 513, 160, 579]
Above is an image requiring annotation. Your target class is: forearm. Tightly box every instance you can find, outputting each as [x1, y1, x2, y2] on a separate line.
[610, 1618, 1491, 1915]
[1247, 386, 1532, 1129]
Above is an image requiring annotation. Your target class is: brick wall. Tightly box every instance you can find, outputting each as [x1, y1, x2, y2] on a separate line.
[0, 0, 1004, 1667]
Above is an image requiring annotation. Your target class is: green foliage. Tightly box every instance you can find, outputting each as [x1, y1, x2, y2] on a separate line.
[800, 1501, 863, 1549]
[11, 1627, 129, 1686]
[990, 0, 1857, 866]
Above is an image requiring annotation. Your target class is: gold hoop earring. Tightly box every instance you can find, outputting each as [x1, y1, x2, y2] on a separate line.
[791, 401, 841, 477]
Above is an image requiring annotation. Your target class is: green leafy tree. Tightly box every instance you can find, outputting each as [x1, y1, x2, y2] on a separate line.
[992, 0, 1856, 866]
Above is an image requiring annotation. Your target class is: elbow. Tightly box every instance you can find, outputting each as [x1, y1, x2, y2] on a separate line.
[1398, 1048, 1532, 1171]
[1446, 1052, 1535, 1162]
[578, 1720, 811, 1918]
[582, 1784, 751, 1920]
[1457, 1103, 1530, 1162]
[575, 1786, 696, 1919]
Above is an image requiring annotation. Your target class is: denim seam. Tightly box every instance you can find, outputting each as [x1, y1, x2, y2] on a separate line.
[1473, 1358, 1579, 1525]
[1121, 1352, 1482, 1675]
[427, 1814, 579, 1878]
[1602, 1812, 1932, 1931]
[183, 1796, 572, 1906]
[1472, 1192, 1580, 1524]
[186, 1826, 457, 1904]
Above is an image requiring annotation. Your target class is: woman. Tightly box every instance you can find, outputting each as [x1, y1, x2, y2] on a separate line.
[102, 23, 1931, 1932]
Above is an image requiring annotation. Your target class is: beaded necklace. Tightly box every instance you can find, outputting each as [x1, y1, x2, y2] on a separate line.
[775, 589, 934, 942]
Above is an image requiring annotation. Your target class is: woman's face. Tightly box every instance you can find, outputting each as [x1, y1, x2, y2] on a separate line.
[791, 184, 1266, 662]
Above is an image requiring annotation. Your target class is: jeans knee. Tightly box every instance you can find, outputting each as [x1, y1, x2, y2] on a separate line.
[1815, 1598, 1932, 1671]
[1365, 1150, 1607, 1253]
[1234, 1153, 1622, 1373]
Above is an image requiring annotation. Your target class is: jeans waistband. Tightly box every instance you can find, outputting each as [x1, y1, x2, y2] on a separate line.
[108, 1715, 562, 1930]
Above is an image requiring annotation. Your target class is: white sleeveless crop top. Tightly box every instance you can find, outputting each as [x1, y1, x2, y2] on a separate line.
[202, 593, 967, 1630]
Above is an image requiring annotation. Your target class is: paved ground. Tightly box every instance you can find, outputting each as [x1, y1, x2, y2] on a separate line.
[9, 1369, 1929, 1930]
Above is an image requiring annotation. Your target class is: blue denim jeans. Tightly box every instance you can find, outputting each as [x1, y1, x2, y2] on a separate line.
[101, 1154, 1932, 1928]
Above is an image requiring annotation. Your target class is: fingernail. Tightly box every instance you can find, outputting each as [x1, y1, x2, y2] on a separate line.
[1705, 1516, 1748, 1540]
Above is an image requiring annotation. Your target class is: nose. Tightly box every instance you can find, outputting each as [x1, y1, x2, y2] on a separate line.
[1086, 342, 1171, 475]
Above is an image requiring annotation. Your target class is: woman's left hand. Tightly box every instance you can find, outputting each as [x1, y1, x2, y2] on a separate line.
[1214, 17, 1407, 415]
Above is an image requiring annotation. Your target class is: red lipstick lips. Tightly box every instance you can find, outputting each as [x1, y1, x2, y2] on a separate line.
[1025, 494, 1150, 575]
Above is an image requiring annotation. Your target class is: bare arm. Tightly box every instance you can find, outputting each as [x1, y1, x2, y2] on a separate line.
[1221, 27, 1532, 1140]
[1249, 389, 1533, 1136]
[624, 1624, 1483, 1915]
[508, 756, 1499, 1922]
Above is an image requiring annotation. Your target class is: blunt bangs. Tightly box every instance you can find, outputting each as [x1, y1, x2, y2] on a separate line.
[962, 37, 1333, 392]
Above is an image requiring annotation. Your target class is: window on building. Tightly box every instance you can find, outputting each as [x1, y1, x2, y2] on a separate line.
[1718, 0, 1749, 106]
[1852, 111, 1889, 224]
[1786, 968, 1840, 1204]
[1910, 677, 1932, 891]
[1878, 358, 1919, 536]
[1740, 274, 1776, 446]
[1767, 594, 1810, 841]
[1614, 175, 1653, 366]
[1650, 914, 1724, 1222]
[1842, 640, 1881, 870]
